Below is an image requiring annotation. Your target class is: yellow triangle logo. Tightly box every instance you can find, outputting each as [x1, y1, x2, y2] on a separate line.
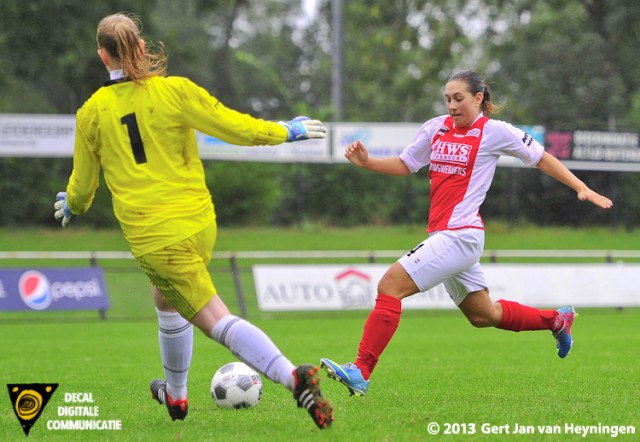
[7, 383, 59, 436]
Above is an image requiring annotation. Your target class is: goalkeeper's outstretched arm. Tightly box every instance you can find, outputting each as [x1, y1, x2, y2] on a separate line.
[278, 116, 327, 142]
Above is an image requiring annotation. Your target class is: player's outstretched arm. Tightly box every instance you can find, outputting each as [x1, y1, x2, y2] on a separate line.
[536, 152, 613, 209]
[278, 116, 326, 142]
[345, 141, 411, 176]
[53, 192, 75, 228]
[576, 187, 614, 209]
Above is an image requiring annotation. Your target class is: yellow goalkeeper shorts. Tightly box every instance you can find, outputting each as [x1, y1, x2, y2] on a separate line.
[136, 221, 218, 320]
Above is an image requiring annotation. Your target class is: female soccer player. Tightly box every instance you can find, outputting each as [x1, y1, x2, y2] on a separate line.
[320, 70, 613, 397]
[53, 13, 332, 429]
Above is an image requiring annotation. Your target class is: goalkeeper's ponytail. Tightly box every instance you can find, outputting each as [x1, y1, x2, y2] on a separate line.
[96, 13, 167, 83]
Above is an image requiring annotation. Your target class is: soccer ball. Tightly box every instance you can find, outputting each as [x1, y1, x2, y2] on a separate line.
[211, 362, 263, 409]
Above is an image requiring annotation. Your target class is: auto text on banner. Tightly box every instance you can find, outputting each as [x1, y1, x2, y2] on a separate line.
[253, 263, 640, 311]
[252, 264, 452, 311]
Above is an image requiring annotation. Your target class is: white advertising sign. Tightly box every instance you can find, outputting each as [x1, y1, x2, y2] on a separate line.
[253, 264, 453, 311]
[483, 263, 639, 307]
[0, 113, 331, 162]
[0, 114, 75, 157]
[5, 114, 640, 171]
[331, 123, 421, 162]
[197, 132, 330, 163]
[253, 263, 640, 311]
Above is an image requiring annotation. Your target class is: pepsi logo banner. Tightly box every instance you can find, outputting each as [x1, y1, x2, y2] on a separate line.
[0, 267, 110, 312]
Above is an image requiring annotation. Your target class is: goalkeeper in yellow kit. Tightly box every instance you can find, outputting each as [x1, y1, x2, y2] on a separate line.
[53, 12, 332, 430]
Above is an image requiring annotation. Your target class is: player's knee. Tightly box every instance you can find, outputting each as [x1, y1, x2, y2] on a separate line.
[376, 281, 407, 300]
[377, 266, 417, 299]
[377, 278, 398, 298]
[466, 314, 495, 328]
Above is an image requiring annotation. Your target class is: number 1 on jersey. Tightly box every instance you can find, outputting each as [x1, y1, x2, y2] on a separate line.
[121, 113, 147, 164]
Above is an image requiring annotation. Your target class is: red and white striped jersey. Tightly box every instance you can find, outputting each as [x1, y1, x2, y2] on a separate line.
[399, 114, 544, 232]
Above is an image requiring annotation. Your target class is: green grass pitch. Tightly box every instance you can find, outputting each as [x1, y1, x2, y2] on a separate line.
[1, 310, 638, 441]
[1, 226, 639, 440]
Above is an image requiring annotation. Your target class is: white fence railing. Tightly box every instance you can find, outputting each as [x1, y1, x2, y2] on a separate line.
[2, 250, 639, 316]
[2, 249, 640, 261]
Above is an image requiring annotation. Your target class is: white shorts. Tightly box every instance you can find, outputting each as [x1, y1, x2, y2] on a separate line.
[397, 228, 487, 306]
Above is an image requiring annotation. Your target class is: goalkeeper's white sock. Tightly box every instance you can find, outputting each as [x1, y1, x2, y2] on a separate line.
[211, 315, 296, 391]
[156, 308, 193, 400]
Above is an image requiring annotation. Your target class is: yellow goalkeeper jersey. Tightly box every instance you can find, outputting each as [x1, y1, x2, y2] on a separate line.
[66, 75, 289, 256]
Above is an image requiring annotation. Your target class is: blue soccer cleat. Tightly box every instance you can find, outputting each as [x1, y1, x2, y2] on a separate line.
[320, 358, 369, 396]
[552, 305, 576, 358]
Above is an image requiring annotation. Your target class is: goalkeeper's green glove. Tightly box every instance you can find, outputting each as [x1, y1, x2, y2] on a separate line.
[278, 116, 327, 142]
[53, 192, 75, 228]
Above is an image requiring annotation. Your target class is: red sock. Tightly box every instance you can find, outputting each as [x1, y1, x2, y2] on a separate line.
[355, 294, 402, 379]
[497, 299, 563, 332]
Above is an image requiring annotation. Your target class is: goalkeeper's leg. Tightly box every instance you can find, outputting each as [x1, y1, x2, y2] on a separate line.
[192, 296, 333, 429]
[152, 288, 191, 420]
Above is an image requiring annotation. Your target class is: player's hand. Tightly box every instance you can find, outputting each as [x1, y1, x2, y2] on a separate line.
[279, 116, 327, 142]
[577, 187, 613, 209]
[53, 192, 74, 228]
[345, 141, 369, 167]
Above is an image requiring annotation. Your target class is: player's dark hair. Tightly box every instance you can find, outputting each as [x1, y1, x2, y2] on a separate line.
[448, 70, 503, 117]
[96, 13, 167, 83]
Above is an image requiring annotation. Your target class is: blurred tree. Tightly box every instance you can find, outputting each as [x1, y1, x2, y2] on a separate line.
[474, 0, 640, 227]
[338, 1, 480, 122]
[0, 0, 638, 229]
[0, 0, 157, 113]
[149, 0, 215, 88]
[481, 0, 640, 132]
[204, 161, 282, 226]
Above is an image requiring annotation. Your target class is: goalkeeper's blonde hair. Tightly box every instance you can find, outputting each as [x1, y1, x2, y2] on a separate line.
[96, 13, 167, 83]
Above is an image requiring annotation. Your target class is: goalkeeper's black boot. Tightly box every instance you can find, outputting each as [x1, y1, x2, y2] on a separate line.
[292, 364, 334, 429]
[150, 379, 188, 421]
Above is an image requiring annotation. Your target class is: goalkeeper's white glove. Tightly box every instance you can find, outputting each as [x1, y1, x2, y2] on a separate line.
[53, 191, 74, 228]
[278, 116, 327, 142]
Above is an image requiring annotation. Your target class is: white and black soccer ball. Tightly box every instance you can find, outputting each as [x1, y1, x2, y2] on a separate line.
[211, 362, 263, 409]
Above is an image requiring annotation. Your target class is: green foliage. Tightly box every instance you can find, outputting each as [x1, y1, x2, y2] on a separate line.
[0, 0, 157, 113]
[0, 77, 57, 113]
[485, 0, 640, 132]
[274, 163, 431, 226]
[0, 157, 624, 229]
[2, 0, 640, 229]
[0, 158, 71, 226]
[150, 0, 217, 90]
[204, 161, 282, 226]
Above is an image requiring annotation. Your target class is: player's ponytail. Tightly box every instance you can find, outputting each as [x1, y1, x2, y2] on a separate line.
[96, 13, 167, 83]
[448, 70, 503, 117]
